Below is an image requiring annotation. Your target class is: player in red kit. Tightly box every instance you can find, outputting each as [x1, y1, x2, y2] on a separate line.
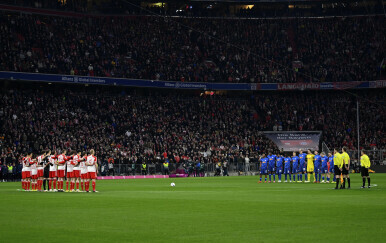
[56, 150, 68, 192]
[21, 154, 32, 191]
[80, 152, 88, 191]
[26, 153, 33, 191]
[48, 152, 57, 191]
[37, 151, 50, 191]
[21, 155, 27, 190]
[30, 155, 38, 191]
[66, 152, 79, 192]
[72, 151, 83, 192]
[86, 149, 98, 192]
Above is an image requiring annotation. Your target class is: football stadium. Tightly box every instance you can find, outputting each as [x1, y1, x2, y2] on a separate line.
[0, 0, 385, 242]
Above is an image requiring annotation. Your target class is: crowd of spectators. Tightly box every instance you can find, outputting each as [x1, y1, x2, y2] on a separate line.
[0, 83, 384, 171]
[0, 12, 384, 83]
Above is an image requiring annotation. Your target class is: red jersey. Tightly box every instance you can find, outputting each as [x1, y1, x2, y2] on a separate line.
[57, 154, 67, 170]
[23, 157, 32, 171]
[73, 155, 81, 171]
[86, 155, 97, 173]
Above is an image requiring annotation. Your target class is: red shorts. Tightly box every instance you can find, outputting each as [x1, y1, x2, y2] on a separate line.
[87, 172, 97, 180]
[57, 170, 65, 178]
[37, 169, 44, 177]
[49, 171, 57, 178]
[73, 170, 81, 178]
[66, 171, 74, 178]
[81, 173, 89, 179]
[24, 171, 31, 178]
[22, 171, 26, 179]
[31, 174, 38, 179]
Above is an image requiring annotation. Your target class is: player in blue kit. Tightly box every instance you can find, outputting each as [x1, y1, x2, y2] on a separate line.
[259, 154, 269, 183]
[328, 152, 335, 183]
[313, 151, 322, 183]
[267, 152, 276, 183]
[291, 152, 299, 182]
[276, 154, 284, 182]
[320, 152, 329, 183]
[283, 156, 291, 182]
[298, 150, 307, 182]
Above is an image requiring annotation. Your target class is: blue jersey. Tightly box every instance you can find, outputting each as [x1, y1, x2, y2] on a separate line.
[260, 157, 268, 169]
[299, 153, 306, 167]
[292, 156, 299, 169]
[314, 155, 321, 168]
[328, 156, 334, 167]
[268, 155, 276, 167]
[321, 156, 328, 168]
[276, 156, 283, 168]
[284, 157, 291, 168]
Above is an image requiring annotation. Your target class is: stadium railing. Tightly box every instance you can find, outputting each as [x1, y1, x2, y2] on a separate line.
[347, 150, 385, 166]
[103, 151, 386, 177]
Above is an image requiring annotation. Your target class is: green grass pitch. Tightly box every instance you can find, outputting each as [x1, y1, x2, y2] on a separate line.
[1, 174, 385, 243]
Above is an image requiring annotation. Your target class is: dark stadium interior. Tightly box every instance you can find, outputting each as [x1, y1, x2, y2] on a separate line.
[0, 0, 385, 176]
[0, 0, 386, 243]
[1, 2, 386, 242]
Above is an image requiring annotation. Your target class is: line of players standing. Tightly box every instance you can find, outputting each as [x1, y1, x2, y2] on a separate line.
[20, 149, 98, 192]
[258, 148, 344, 185]
[258, 147, 372, 189]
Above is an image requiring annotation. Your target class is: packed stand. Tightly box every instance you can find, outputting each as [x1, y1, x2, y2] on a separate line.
[0, 84, 384, 173]
[0, 13, 384, 83]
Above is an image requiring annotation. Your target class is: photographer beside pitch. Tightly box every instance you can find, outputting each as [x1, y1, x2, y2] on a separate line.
[360, 151, 371, 188]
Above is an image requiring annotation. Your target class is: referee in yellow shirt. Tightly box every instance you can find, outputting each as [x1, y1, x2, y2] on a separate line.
[341, 147, 351, 189]
[360, 150, 371, 188]
[333, 148, 343, 190]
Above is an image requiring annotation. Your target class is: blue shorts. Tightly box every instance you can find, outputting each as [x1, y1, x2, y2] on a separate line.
[276, 168, 283, 174]
[268, 166, 275, 172]
[292, 167, 298, 174]
[322, 167, 328, 173]
[329, 166, 334, 173]
[284, 168, 291, 174]
[314, 168, 321, 173]
[260, 169, 268, 175]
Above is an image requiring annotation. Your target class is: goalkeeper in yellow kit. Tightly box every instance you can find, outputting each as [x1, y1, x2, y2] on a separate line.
[305, 149, 315, 183]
